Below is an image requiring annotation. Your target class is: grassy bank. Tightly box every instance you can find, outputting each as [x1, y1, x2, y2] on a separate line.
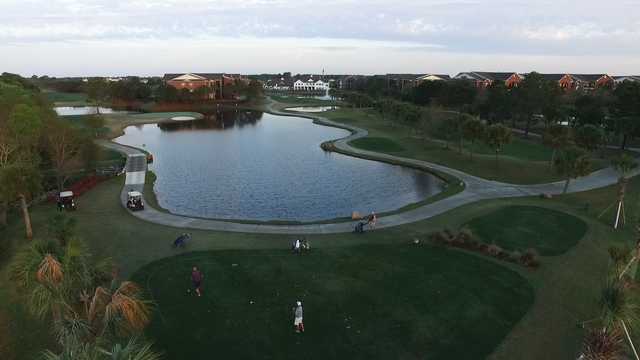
[466, 205, 588, 255]
[284, 105, 624, 185]
[44, 90, 88, 105]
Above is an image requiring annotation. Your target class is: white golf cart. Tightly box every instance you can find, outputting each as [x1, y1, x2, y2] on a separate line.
[126, 191, 144, 211]
[58, 191, 76, 211]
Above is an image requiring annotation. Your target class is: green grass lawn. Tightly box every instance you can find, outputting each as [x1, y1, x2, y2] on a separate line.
[133, 246, 532, 360]
[0, 174, 633, 359]
[350, 136, 405, 153]
[0, 95, 636, 359]
[309, 107, 625, 185]
[43, 90, 87, 104]
[1, 112, 637, 360]
[465, 205, 588, 255]
[321, 108, 562, 184]
[466, 137, 552, 162]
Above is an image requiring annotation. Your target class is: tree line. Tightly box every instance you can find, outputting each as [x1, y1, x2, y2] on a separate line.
[0, 74, 105, 235]
[336, 76, 637, 198]
[341, 73, 640, 149]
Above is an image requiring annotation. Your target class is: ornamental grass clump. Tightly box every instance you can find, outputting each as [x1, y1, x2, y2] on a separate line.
[427, 228, 540, 269]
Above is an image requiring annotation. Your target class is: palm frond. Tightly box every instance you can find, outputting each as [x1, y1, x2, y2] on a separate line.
[28, 284, 63, 320]
[88, 286, 111, 324]
[105, 293, 151, 335]
[9, 240, 60, 289]
[54, 311, 91, 346]
[37, 254, 64, 285]
[99, 338, 162, 360]
[601, 277, 640, 331]
[41, 338, 101, 360]
[61, 239, 94, 293]
[581, 327, 624, 360]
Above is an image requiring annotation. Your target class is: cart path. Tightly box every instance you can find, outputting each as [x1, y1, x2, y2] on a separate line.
[96, 110, 640, 234]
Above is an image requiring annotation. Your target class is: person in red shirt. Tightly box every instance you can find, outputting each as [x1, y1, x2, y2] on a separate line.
[191, 266, 203, 297]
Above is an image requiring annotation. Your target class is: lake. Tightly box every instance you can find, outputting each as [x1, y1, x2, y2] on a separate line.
[115, 110, 444, 221]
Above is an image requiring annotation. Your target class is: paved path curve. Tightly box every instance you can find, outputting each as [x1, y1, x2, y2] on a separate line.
[98, 109, 639, 234]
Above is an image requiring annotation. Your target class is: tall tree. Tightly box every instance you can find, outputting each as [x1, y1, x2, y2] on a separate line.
[86, 78, 109, 114]
[86, 115, 106, 138]
[514, 72, 548, 136]
[0, 103, 43, 233]
[575, 124, 604, 154]
[574, 94, 606, 127]
[10, 238, 155, 359]
[484, 124, 512, 165]
[485, 81, 510, 123]
[542, 124, 572, 168]
[45, 120, 84, 191]
[0, 161, 42, 239]
[610, 154, 638, 229]
[0, 82, 42, 226]
[462, 117, 486, 159]
[611, 81, 640, 149]
[554, 146, 592, 193]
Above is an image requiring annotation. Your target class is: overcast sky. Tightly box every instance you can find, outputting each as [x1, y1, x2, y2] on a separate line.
[1, 0, 639, 76]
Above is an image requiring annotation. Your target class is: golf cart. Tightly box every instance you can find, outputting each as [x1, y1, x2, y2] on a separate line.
[126, 191, 144, 211]
[58, 191, 76, 211]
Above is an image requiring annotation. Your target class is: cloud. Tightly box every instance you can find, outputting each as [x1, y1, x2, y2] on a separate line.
[0, 24, 154, 41]
[394, 18, 456, 35]
[519, 23, 639, 41]
[1, 0, 640, 74]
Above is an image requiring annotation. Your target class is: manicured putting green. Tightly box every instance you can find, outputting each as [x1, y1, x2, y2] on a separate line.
[466, 205, 588, 255]
[350, 137, 405, 152]
[133, 245, 533, 359]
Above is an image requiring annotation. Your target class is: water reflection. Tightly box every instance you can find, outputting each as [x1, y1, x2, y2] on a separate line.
[158, 110, 263, 132]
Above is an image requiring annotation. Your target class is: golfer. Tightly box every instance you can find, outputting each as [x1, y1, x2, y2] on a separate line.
[293, 301, 304, 333]
[368, 211, 377, 229]
[191, 266, 203, 297]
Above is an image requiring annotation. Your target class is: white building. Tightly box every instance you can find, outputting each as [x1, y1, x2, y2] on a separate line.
[614, 76, 640, 84]
[293, 78, 329, 91]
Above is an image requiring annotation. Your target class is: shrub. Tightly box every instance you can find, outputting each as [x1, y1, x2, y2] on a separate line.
[608, 246, 630, 265]
[466, 237, 480, 249]
[443, 229, 455, 243]
[429, 231, 448, 244]
[457, 228, 473, 243]
[47, 213, 77, 246]
[521, 248, 540, 267]
[487, 244, 503, 257]
[509, 250, 522, 263]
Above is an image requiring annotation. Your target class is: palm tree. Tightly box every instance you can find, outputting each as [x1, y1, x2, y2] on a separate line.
[581, 327, 624, 360]
[611, 154, 638, 229]
[542, 124, 571, 168]
[0, 160, 42, 239]
[554, 146, 592, 194]
[599, 275, 640, 360]
[84, 280, 152, 337]
[484, 124, 512, 166]
[42, 338, 161, 360]
[10, 239, 67, 320]
[10, 238, 155, 358]
[462, 117, 485, 159]
[99, 338, 162, 360]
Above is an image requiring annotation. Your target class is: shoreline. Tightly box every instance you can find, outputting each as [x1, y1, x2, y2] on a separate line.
[113, 99, 463, 226]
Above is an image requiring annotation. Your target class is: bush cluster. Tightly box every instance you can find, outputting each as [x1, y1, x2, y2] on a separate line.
[429, 228, 540, 268]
